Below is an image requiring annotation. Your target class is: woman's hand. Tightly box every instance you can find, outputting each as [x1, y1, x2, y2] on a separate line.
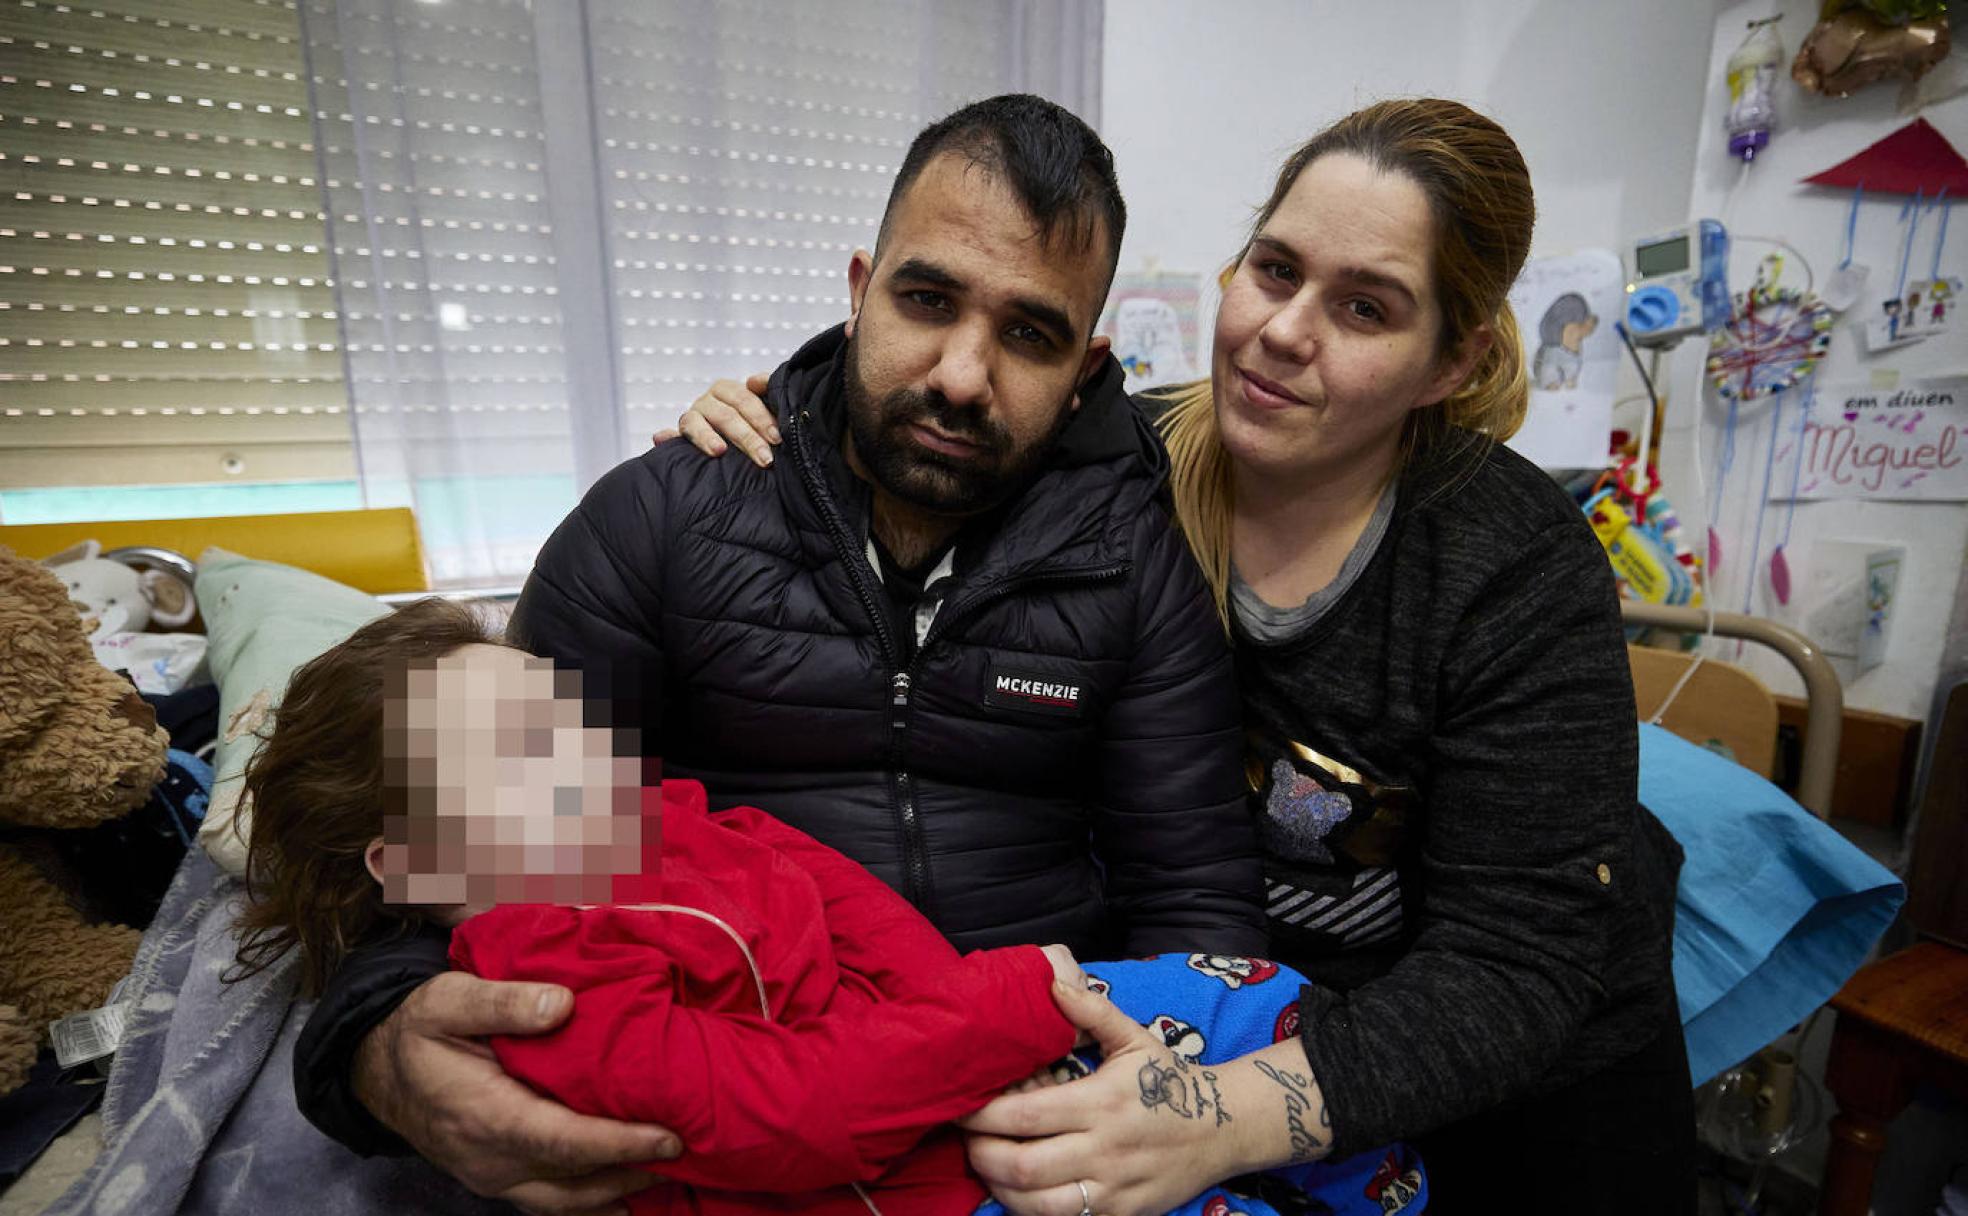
[651, 372, 778, 466]
[960, 981, 1252, 1216]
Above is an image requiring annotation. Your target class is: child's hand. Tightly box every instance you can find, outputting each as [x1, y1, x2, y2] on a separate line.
[1039, 943, 1087, 990]
[1004, 1065, 1058, 1095]
[1040, 945, 1104, 1050]
[1003, 1055, 1089, 1095]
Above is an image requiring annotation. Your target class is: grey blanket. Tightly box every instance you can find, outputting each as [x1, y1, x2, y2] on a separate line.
[47, 850, 508, 1215]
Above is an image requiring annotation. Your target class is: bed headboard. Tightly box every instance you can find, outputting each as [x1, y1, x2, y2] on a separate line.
[0, 508, 429, 596]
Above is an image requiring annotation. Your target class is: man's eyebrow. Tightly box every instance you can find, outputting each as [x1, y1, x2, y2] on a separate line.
[1250, 235, 1420, 308]
[890, 258, 962, 291]
[1009, 295, 1076, 345]
[890, 257, 1076, 344]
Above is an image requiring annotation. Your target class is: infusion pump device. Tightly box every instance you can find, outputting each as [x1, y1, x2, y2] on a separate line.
[1623, 220, 1729, 348]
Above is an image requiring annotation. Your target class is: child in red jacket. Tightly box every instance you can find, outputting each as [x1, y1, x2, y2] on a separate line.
[235, 600, 1424, 1216]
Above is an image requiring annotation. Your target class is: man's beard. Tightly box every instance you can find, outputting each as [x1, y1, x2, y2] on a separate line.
[842, 333, 1074, 516]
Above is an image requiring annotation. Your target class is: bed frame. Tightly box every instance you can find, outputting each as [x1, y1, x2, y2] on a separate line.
[1621, 601, 1843, 819]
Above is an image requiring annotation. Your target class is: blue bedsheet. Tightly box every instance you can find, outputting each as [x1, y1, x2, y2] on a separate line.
[1640, 723, 1904, 1084]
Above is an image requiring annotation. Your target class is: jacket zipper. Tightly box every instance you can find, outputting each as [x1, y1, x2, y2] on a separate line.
[788, 402, 1134, 916]
[886, 562, 1131, 915]
[888, 670, 924, 909]
[787, 406, 930, 907]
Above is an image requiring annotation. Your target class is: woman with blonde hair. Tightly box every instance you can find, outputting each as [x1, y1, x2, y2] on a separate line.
[672, 98, 1692, 1213]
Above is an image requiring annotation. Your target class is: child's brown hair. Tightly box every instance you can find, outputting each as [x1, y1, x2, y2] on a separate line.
[232, 598, 495, 996]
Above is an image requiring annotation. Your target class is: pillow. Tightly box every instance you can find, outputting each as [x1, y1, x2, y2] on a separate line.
[194, 548, 389, 875]
[1640, 723, 1905, 1084]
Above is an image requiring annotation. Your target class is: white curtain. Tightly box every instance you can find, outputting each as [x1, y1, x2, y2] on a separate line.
[301, 0, 1102, 587]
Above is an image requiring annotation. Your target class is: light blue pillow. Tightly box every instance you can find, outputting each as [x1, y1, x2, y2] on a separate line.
[193, 547, 389, 875]
[1640, 723, 1904, 1084]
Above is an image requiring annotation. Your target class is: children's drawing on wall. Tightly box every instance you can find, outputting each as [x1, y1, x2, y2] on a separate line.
[1096, 271, 1203, 393]
[1863, 549, 1901, 672]
[1885, 281, 1947, 338]
[1921, 275, 1957, 334]
[1504, 249, 1623, 469]
[1532, 293, 1599, 390]
[1800, 540, 1905, 676]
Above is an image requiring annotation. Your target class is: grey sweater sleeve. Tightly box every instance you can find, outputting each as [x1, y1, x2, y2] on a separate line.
[1296, 517, 1642, 1156]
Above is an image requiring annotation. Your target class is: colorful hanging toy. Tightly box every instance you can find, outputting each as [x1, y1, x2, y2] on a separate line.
[1581, 435, 1705, 611]
[1706, 253, 1833, 402]
[1583, 485, 1704, 609]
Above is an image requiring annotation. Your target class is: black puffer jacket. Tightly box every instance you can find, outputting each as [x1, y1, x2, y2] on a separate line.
[513, 325, 1263, 953]
[293, 326, 1264, 1154]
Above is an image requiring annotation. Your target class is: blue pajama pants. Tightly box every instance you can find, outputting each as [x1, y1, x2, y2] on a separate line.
[974, 954, 1426, 1216]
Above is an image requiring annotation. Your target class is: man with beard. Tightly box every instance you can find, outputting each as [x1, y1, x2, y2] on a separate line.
[291, 94, 1262, 1214]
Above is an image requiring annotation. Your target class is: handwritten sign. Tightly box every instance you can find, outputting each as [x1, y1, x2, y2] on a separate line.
[1779, 376, 1968, 502]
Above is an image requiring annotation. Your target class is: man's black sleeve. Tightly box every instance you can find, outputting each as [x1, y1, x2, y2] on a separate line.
[1091, 506, 1267, 956]
[292, 927, 449, 1154]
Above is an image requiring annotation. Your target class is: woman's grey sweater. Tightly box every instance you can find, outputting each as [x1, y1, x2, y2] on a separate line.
[1231, 430, 1683, 1157]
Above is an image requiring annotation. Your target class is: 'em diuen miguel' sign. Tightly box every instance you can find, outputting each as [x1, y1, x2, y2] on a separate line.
[1784, 377, 1968, 502]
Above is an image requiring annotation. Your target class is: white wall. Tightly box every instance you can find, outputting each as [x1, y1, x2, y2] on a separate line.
[1101, 0, 1966, 721]
[1658, 0, 1968, 722]
[1102, 0, 1717, 273]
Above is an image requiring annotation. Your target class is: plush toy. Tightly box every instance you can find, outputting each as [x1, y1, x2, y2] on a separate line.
[0, 547, 169, 1096]
[43, 541, 206, 695]
[42, 539, 196, 640]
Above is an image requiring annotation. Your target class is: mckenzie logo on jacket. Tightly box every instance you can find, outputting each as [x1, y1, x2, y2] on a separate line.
[983, 665, 1085, 717]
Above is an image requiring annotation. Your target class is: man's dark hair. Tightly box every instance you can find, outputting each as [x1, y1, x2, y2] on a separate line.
[875, 93, 1127, 324]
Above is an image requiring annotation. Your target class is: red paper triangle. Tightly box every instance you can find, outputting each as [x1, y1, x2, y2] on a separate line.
[1801, 119, 1968, 196]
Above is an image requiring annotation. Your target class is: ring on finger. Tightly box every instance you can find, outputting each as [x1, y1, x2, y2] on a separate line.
[1077, 1179, 1093, 1216]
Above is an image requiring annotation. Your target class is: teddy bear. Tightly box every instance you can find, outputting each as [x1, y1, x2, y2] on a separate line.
[0, 546, 169, 1096]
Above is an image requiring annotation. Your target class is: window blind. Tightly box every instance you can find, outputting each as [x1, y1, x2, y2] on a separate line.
[0, 0, 348, 490]
[586, 0, 1025, 430]
[3, 0, 1100, 583]
[303, 0, 576, 493]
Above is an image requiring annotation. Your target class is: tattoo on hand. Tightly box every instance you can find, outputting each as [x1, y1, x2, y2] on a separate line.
[1254, 1060, 1326, 1163]
[1137, 1057, 1198, 1118]
[1200, 1068, 1232, 1128]
[1136, 1053, 1234, 1128]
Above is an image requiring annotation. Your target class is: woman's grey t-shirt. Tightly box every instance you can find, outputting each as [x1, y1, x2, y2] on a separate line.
[1230, 483, 1398, 641]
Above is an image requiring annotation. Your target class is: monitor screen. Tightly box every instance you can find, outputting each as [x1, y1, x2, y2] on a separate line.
[1635, 235, 1690, 279]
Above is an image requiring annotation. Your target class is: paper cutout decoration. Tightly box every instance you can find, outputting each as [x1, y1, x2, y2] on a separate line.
[1800, 118, 1968, 196]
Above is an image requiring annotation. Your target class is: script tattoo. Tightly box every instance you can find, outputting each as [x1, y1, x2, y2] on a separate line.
[1199, 1067, 1232, 1128]
[1253, 1059, 1325, 1163]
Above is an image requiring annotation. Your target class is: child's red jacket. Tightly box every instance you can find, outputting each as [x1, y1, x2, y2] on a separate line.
[448, 781, 1074, 1216]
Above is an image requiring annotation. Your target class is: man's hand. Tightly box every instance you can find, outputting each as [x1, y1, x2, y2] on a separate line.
[354, 972, 681, 1216]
